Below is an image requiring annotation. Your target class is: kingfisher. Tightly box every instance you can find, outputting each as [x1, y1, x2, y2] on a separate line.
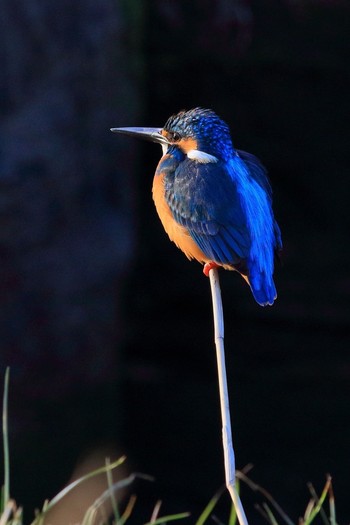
[111, 108, 282, 306]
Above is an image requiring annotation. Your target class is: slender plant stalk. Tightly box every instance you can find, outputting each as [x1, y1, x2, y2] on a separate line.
[2, 367, 10, 507]
[208, 269, 248, 525]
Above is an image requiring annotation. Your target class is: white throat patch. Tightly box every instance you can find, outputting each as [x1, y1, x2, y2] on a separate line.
[187, 149, 218, 164]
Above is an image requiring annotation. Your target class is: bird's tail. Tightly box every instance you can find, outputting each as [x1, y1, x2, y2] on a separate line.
[248, 272, 277, 307]
[233, 260, 277, 307]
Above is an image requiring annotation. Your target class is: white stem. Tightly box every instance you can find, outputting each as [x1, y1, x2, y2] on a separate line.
[209, 268, 249, 525]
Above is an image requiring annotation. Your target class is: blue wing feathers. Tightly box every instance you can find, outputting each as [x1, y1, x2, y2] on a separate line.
[165, 158, 250, 263]
[237, 150, 273, 200]
[191, 228, 239, 264]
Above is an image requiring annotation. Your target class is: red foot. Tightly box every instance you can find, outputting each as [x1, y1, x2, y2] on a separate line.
[203, 262, 220, 277]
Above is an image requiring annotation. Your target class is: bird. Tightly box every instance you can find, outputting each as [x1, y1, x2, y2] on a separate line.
[111, 107, 282, 306]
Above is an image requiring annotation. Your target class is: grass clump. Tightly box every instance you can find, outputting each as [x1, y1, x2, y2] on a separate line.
[0, 368, 341, 525]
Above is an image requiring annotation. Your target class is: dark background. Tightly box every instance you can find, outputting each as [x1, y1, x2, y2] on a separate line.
[1, 0, 349, 523]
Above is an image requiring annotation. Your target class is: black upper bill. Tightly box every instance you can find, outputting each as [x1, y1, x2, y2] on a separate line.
[110, 127, 168, 145]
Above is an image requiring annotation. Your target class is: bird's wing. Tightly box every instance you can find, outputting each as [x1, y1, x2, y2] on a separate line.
[237, 150, 272, 200]
[164, 158, 251, 265]
[238, 150, 283, 254]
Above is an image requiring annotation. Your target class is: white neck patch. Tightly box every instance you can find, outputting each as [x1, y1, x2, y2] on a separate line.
[187, 149, 218, 164]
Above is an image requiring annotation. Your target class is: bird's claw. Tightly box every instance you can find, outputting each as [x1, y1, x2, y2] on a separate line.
[203, 262, 220, 277]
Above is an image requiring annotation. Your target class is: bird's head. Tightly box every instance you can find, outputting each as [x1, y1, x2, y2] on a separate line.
[111, 108, 234, 163]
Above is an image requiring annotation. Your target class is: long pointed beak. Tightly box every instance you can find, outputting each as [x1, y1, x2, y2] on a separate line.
[110, 127, 169, 145]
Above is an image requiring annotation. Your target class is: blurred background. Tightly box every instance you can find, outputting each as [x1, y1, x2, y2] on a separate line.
[0, 0, 349, 523]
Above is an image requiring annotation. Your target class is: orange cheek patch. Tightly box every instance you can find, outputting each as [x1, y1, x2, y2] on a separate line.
[179, 137, 197, 153]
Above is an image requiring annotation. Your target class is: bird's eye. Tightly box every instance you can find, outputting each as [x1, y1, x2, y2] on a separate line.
[169, 131, 181, 142]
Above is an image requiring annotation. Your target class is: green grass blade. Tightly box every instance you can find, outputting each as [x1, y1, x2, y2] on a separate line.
[262, 503, 279, 525]
[303, 499, 315, 522]
[81, 473, 139, 525]
[237, 471, 294, 525]
[306, 483, 329, 525]
[150, 500, 162, 523]
[228, 499, 237, 525]
[2, 368, 10, 508]
[228, 478, 241, 525]
[304, 477, 331, 525]
[45, 456, 126, 512]
[12, 505, 23, 525]
[105, 457, 120, 523]
[195, 486, 225, 525]
[0, 499, 15, 525]
[120, 494, 137, 525]
[144, 511, 190, 525]
[328, 481, 337, 525]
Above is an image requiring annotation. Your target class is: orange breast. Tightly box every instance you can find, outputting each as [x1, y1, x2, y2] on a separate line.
[152, 167, 210, 263]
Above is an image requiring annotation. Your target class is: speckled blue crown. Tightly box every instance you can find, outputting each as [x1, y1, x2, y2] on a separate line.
[164, 108, 235, 161]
